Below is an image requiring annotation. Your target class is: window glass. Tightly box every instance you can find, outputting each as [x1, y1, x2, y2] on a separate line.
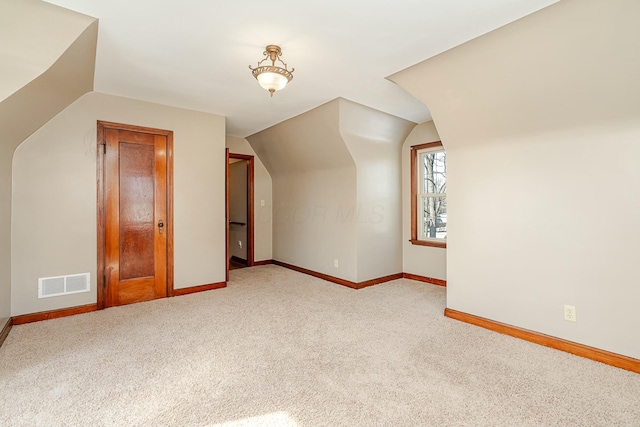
[411, 142, 446, 247]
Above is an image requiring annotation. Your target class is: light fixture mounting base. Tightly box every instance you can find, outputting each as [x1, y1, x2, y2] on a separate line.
[265, 45, 282, 55]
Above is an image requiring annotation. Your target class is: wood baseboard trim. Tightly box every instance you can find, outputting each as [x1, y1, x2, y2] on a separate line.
[252, 260, 273, 266]
[273, 260, 402, 290]
[0, 318, 12, 347]
[402, 273, 446, 287]
[173, 282, 226, 296]
[273, 260, 356, 288]
[230, 255, 248, 265]
[444, 308, 640, 374]
[358, 273, 404, 289]
[12, 304, 98, 326]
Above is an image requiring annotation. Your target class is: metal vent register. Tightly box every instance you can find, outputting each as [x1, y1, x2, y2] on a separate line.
[38, 273, 90, 298]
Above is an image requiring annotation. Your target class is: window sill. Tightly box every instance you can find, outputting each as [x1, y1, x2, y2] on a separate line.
[410, 239, 446, 249]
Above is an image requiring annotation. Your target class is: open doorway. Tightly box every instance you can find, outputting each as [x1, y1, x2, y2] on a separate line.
[226, 151, 254, 279]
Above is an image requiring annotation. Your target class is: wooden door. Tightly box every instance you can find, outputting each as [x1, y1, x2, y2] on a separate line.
[97, 122, 173, 308]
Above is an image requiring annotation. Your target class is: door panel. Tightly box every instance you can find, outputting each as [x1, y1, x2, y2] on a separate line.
[119, 142, 155, 280]
[102, 124, 169, 307]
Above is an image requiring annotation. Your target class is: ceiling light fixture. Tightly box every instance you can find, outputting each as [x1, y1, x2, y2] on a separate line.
[249, 45, 294, 97]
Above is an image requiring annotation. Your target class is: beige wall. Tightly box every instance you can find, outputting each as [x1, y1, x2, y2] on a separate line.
[225, 136, 273, 262]
[0, 148, 12, 327]
[390, 0, 640, 358]
[339, 99, 415, 282]
[228, 160, 248, 260]
[11, 92, 226, 316]
[248, 100, 359, 281]
[401, 122, 446, 280]
[0, 2, 97, 326]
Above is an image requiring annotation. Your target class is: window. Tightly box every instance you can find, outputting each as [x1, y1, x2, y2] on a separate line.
[410, 142, 446, 248]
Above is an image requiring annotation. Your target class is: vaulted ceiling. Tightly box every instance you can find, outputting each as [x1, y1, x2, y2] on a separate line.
[44, 0, 558, 137]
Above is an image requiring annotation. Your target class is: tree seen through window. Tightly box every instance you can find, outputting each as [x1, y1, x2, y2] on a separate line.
[420, 150, 446, 239]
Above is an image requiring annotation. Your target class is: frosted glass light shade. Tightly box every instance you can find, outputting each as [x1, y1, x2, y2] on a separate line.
[256, 71, 289, 92]
[249, 45, 294, 96]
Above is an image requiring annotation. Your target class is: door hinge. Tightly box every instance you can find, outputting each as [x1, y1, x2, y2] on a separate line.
[100, 141, 106, 154]
[103, 275, 107, 287]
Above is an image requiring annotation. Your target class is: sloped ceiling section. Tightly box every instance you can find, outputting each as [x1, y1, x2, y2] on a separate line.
[388, 0, 640, 145]
[389, 0, 640, 358]
[0, 0, 96, 102]
[0, 20, 98, 151]
[0, 0, 97, 154]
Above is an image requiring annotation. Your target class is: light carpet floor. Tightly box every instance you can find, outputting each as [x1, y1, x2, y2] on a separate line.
[1, 265, 639, 426]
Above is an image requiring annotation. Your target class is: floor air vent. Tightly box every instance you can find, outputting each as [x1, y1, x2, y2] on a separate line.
[38, 273, 90, 298]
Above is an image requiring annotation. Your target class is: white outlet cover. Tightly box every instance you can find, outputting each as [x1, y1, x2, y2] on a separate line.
[563, 304, 576, 322]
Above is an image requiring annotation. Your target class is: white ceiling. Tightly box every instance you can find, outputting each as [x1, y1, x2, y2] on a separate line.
[44, 0, 558, 137]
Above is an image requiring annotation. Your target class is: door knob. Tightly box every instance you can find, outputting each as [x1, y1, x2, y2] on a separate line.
[158, 219, 164, 234]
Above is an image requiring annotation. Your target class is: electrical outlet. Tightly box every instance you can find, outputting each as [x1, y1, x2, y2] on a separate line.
[261, 199, 265, 207]
[563, 304, 576, 322]
[238, 240, 242, 248]
[333, 259, 339, 268]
